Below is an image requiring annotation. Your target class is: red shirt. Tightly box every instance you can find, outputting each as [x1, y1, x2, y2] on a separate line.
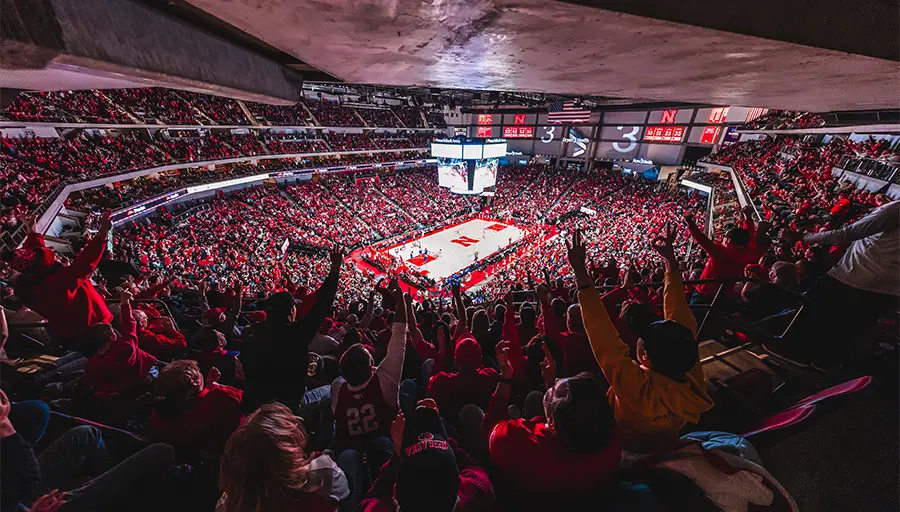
[484, 390, 621, 497]
[17, 232, 113, 344]
[333, 374, 397, 449]
[137, 328, 187, 360]
[687, 223, 758, 298]
[831, 197, 851, 217]
[151, 384, 244, 452]
[428, 367, 499, 419]
[555, 331, 601, 376]
[83, 302, 156, 394]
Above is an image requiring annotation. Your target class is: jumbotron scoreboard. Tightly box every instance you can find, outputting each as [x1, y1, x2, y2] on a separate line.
[431, 137, 507, 195]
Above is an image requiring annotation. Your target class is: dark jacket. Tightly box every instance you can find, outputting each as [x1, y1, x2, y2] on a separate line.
[241, 270, 339, 405]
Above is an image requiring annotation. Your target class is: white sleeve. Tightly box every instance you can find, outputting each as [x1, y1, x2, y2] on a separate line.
[804, 201, 900, 245]
[376, 322, 408, 404]
[330, 376, 344, 413]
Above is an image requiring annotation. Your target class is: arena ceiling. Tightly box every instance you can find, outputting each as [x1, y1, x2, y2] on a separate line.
[177, 0, 899, 112]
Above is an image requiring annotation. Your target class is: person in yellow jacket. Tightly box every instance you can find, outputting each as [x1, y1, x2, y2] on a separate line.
[566, 227, 714, 453]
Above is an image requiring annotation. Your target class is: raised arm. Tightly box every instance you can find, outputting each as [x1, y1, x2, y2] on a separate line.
[741, 205, 757, 237]
[222, 280, 243, 337]
[684, 214, 725, 260]
[451, 282, 468, 338]
[538, 283, 559, 340]
[0, 306, 8, 355]
[652, 225, 697, 336]
[68, 212, 112, 279]
[296, 247, 342, 336]
[358, 290, 376, 330]
[797, 200, 900, 246]
[134, 277, 175, 300]
[406, 294, 438, 361]
[376, 283, 409, 405]
[567, 231, 649, 395]
[118, 289, 139, 348]
[483, 340, 514, 437]
[501, 292, 520, 346]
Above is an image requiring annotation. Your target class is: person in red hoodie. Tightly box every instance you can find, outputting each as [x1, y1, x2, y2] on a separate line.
[11, 213, 114, 346]
[427, 334, 499, 421]
[82, 289, 157, 395]
[151, 359, 244, 453]
[685, 213, 757, 304]
[480, 339, 621, 510]
[131, 310, 187, 361]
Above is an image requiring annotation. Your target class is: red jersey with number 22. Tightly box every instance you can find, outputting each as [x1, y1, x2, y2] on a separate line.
[334, 373, 397, 448]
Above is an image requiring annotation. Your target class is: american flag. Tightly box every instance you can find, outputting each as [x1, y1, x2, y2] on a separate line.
[745, 107, 768, 123]
[547, 101, 591, 124]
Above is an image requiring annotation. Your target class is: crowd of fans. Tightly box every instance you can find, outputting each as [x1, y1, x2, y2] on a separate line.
[2, 205, 817, 512]
[2, 89, 449, 129]
[264, 134, 330, 154]
[496, 167, 576, 223]
[355, 107, 403, 128]
[740, 110, 826, 130]
[305, 99, 364, 127]
[480, 174, 704, 297]
[1, 132, 898, 512]
[0, 129, 433, 233]
[1, 90, 133, 123]
[393, 106, 426, 128]
[376, 171, 473, 227]
[105, 89, 199, 125]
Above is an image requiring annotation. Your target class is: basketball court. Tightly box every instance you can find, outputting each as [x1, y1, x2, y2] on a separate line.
[388, 218, 526, 282]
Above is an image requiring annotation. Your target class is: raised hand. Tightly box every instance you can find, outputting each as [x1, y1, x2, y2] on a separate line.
[99, 211, 113, 233]
[30, 490, 69, 512]
[651, 223, 678, 264]
[390, 412, 406, 455]
[621, 267, 635, 290]
[205, 366, 221, 388]
[329, 245, 345, 272]
[450, 281, 461, 298]
[540, 342, 557, 387]
[436, 325, 447, 353]
[384, 279, 404, 303]
[566, 230, 589, 280]
[495, 340, 514, 379]
[683, 213, 697, 229]
[535, 282, 550, 301]
[21, 214, 36, 233]
[119, 289, 133, 304]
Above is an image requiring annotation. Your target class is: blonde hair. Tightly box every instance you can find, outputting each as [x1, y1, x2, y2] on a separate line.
[219, 403, 311, 512]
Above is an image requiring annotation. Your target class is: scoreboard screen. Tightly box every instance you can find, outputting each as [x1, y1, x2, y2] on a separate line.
[473, 158, 499, 191]
[644, 126, 686, 143]
[438, 158, 468, 189]
[503, 126, 534, 138]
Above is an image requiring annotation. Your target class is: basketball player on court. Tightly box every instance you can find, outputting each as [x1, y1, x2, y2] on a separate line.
[331, 280, 408, 476]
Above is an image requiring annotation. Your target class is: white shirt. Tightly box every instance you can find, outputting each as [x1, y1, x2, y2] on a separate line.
[804, 200, 900, 296]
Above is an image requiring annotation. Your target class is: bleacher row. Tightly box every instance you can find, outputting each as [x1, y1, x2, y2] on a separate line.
[0, 131, 434, 236]
[0, 89, 448, 128]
